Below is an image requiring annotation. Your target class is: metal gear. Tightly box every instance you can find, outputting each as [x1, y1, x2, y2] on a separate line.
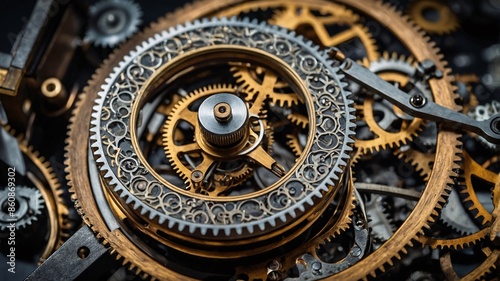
[67, 16, 356, 280]
[366, 194, 397, 243]
[84, 0, 142, 48]
[459, 150, 500, 239]
[354, 51, 431, 154]
[0, 186, 44, 231]
[407, 0, 459, 35]
[162, 84, 269, 195]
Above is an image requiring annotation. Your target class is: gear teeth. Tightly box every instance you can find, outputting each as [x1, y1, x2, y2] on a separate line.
[354, 50, 428, 154]
[418, 228, 489, 250]
[286, 134, 303, 157]
[287, 113, 308, 129]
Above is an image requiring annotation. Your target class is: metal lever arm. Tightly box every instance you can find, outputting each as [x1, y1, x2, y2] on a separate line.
[336, 57, 500, 144]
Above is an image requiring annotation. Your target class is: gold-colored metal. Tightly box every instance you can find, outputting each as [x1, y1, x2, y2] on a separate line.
[41, 77, 68, 109]
[41, 78, 63, 98]
[214, 102, 232, 121]
[216, 0, 379, 61]
[355, 52, 426, 153]
[408, 0, 459, 35]
[460, 151, 500, 238]
[162, 84, 256, 195]
[0, 68, 7, 85]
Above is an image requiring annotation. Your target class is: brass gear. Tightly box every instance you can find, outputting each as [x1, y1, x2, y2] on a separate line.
[215, 0, 379, 61]
[64, 0, 462, 279]
[459, 151, 500, 238]
[408, 0, 459, 35]
[163, 84, 269, 196]
[354, 51, 429, 154]
[231, 64, 301, 108]
[286, 133, 303, 157]
[440, 248, 500, 280]
[395, 147, 434, 181]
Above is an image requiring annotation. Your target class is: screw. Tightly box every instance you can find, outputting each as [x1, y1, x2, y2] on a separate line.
[191, 170, 204, 186]
[491, 116, 500, 134]
[410, 94, 426, 108]
[312, 262, 322, 271]
[328, 47, 346, 62]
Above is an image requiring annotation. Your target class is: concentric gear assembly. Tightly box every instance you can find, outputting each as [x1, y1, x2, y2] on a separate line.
[85, 0, 142, 47]
[68, 17, 358, 280]
[65, 0, 466, 279]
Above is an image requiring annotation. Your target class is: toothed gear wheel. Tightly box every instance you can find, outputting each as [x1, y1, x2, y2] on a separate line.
[0, 186, 44, 231]
[68, 16, 357, 279]
[85, 0, 142, 47]
[366, 194, 396, 243]
[89, 16, 354, 238]
[354, 52, 432, 153]
[163, 84, 274, 196]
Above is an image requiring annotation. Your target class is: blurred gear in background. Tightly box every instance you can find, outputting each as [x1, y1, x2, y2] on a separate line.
[0, 0, 499, 280]
[84, 0, 142, 48]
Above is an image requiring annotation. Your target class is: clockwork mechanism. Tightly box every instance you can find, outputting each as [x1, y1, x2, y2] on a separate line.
[0, 0, 499, 280]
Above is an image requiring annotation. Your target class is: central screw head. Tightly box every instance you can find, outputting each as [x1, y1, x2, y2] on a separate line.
[410, 94, 426, 108]
[198, 93, 249, 147]
[214, 102, 232, 122]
